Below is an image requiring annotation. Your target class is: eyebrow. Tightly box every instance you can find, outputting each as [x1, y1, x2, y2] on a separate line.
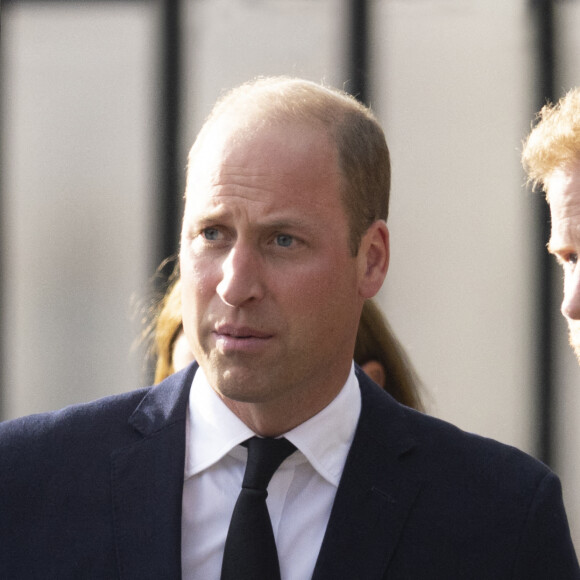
[190, 207, 317, 232]
[547, 238, 564, 255]
[546, 235, 573, 257]
[259, 217, 317, 232]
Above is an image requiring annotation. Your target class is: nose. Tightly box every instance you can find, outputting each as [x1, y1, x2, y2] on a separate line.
[562, 268, 580, 320]
[216, 243, 265, 307]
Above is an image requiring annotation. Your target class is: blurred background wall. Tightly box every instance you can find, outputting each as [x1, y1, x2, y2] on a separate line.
[2, 0, 579, 550]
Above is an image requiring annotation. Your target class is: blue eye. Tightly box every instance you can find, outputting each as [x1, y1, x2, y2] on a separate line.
[276, 234, 293, 247]
[202, 228, 220, 241]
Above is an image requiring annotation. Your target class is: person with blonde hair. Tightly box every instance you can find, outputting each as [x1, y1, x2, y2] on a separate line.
[522, 88, 580, 363]
[1, 77, 578, 578]
[148, 274, 193, 384]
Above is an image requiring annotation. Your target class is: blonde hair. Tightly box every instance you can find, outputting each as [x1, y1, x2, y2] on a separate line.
[140, 271, 184, 385]
[355, 299, 423, 411]
[522, 87, 580, 197]
[187, 76, 390, 255]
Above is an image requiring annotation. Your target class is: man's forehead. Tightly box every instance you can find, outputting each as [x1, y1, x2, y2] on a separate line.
[192, 112, 331, 157]
[186, 120, 339, 197]
[548, 216, 580, 249]
[547, 162, 580, 216]
[189, 121, 244, 170]
[547, 164, 580, 253]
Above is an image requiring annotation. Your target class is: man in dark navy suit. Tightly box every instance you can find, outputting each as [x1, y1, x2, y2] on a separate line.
[1, 77, 579, 579]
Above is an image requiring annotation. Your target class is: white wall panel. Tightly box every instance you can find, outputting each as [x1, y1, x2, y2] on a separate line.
[182, 0, 347, 154]
[373, 0, 534, 450]
[2, 2, 157, 418]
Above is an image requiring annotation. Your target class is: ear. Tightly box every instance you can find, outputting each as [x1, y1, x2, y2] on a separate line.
[357, 220, 389, 299]
[361, 360, 387, 388]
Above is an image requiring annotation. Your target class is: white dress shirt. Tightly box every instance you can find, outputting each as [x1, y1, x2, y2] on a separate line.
[181, 364, 362, 580]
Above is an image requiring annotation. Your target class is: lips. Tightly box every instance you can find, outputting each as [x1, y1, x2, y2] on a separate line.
[213, 324, 274, 353]
[214, 324, 273, 339]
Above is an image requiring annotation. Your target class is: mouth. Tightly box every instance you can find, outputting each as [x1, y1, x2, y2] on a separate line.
[213, 324, 274, 353]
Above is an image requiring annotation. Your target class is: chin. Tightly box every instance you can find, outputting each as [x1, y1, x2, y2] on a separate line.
[212, 367, 268, 401]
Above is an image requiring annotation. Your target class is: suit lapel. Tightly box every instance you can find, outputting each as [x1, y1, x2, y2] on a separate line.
[110, 364, 421, 578]
[313, 370, 423, 580]
[111, 364, 196, 579]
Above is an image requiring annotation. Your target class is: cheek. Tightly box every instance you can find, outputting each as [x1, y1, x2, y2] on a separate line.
[180, 273, 211, 362]
[563, 272, 576, 302]
[180, 261, 212, 337]
[277, 261, 356, 324]
[281, 263, 333, 302]
[182, 254, 218, 298]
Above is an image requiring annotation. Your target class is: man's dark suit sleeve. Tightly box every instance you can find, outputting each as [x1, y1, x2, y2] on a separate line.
[512, 470, 579, 578]
[0, 370, 191, 580]
[1, 366, 579, 579]
[321, 371, 580, 580]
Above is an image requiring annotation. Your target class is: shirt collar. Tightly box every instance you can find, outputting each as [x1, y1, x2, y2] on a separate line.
[184, 364, 361, 487]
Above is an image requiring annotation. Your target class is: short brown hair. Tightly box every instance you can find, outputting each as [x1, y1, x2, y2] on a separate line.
[187, 77, 391, 255]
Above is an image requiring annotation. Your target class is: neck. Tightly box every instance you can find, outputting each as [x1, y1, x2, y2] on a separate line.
[220, 377, 347, 437]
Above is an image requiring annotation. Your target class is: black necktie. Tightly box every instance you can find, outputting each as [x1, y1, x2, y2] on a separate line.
[221, 436, 297, 580]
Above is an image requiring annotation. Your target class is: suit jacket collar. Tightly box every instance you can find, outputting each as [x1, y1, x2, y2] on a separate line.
[111, 363, 197, 580]
[127, 362, 197, 436]
[313, 368, 422, 580]
[110, 363, 421, 579]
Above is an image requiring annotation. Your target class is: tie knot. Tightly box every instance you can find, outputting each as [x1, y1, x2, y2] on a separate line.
[242, 437, 296, 491]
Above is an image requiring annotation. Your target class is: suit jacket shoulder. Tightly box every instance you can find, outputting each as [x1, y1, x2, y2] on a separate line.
[313, 368, 580, 580]
[0, 363, 196, 580]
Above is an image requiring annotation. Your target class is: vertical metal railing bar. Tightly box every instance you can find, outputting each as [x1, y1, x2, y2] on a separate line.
[156, 0, 183, 283]
[347, 0, 369, 106]
[531, 0, 556, 466]
[0, 2, 8, 420]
